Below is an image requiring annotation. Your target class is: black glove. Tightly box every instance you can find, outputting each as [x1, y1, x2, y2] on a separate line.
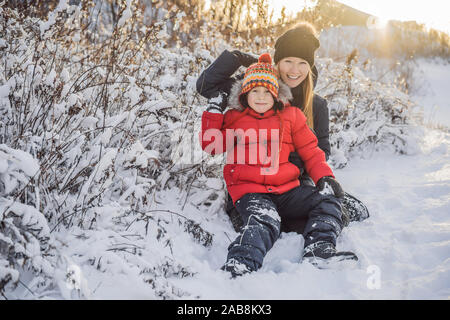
[206, 91, 228, 113]
[232, 50, 258, 67]
[317, 176, 345, 199]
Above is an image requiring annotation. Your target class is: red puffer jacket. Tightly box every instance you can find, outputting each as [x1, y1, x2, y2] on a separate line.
[201, 105, 333, 204]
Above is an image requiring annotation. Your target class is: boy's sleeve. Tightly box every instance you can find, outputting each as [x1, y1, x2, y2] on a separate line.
[200, 111, 233, 155]
[291, 108, 334, 183]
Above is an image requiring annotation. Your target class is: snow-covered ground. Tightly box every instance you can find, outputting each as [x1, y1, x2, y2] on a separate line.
[15, 126, 446, 300]
[408, 59, 450, 129]
[160, 127, 450, 300]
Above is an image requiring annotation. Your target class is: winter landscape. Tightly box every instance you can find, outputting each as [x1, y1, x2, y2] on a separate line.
[0, 0, 449, 300]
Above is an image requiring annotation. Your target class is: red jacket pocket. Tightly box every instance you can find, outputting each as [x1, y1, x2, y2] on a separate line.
[223, 164, 241, 186]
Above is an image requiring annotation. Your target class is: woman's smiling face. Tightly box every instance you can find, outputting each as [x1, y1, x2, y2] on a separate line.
[277, 57, 310, 88]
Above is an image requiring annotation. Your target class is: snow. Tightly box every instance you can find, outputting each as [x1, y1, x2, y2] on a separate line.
[44, 69, 57, 86]
[164, 128, 450, 299]
[159, 74, 178, 89]
[0, 39, 7, 49]
[8, 127, 447, 300]
[117, 0, 132, 28]
[124, 77, 143, 106]
[410, 59, 450, 128]
[0, 144, 39, 178]
[0, 83, 9, 99]
[39, 0, 69, 37]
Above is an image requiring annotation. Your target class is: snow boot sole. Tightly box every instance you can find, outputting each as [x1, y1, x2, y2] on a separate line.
[304, 252, 359, 269]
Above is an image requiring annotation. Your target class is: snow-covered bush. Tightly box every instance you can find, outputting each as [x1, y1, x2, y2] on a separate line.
[0, 1, 217, 298]
[0, 145, 54, 295]
[316, 58, 421, 168]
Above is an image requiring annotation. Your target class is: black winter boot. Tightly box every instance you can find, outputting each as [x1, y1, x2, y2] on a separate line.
[342, 192, 370, 223]
[225, 194, 244, 233]
[303, 241, 358, 268]
[221, 258, 253, 278]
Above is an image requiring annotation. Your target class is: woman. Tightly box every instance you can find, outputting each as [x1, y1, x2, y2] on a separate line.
[196, 22, 369, 233]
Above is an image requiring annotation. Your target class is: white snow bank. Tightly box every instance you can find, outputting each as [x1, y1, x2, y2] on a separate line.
[409, 59, 450, 128]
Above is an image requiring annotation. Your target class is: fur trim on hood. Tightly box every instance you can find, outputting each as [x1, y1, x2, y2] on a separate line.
[227, 79, 293, 111]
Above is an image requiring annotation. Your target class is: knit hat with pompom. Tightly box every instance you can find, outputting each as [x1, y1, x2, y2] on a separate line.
[240, 53, 279, 99]
[273, 25, 320, 66]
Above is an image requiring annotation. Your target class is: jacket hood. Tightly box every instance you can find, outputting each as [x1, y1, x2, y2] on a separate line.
[228, 79, 293, 111]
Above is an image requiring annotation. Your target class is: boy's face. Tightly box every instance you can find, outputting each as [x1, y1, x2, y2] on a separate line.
[277, 57, 310, 88]
[247, 86, 275, 113]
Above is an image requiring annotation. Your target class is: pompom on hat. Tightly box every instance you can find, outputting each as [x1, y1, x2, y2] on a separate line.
[240, 53, 279, 99]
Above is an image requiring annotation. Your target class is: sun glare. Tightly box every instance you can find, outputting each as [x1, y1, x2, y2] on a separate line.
[366, 16, 389, 30]
[204, 0, 449, 34]
[270, 0, 449, 34]
[268, 0, 316, 21]
[338, 0, 450, 34]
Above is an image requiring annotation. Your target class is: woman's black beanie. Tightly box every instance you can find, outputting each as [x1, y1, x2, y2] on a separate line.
[274, 25, 320, 66]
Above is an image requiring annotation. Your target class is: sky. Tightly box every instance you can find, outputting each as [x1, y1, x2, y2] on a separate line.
[268, 0, 450, 34]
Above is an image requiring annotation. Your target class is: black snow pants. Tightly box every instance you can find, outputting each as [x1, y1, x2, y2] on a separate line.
[226, 185, 344, 271]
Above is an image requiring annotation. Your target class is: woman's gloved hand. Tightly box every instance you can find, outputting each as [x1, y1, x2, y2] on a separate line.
[232, 50, 258, 67]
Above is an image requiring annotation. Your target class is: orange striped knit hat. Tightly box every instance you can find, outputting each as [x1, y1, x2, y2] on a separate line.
[240, 53, 279, 99]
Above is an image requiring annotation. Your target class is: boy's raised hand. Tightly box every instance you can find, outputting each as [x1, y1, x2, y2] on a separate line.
[206, 91, 228, 113]
[317, 176, 345, 199]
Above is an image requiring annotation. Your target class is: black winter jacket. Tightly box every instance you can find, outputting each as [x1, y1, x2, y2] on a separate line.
[196, 50, 331, 167]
